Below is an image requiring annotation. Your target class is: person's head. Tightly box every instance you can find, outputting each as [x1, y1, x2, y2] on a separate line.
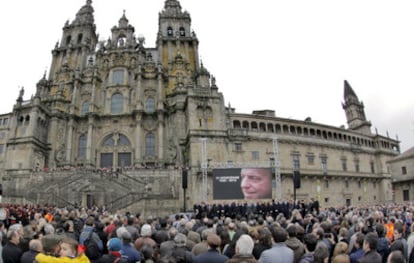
[121, 231, 132, 244]
[333, 242, 348, 258]
[174, 233, 187, 248]
[354, 232, 365, 249]
[29, 239, 43, 252]
[257, 227, 273, 247]
[303, 233, 317, 252]
[141, 223, 152, 237]
[393, 222, 404, 240]
[363, 232, 378, 253]
[286, 224, 298, 238]
[41, 234, 62, 256]
[240, 168, 272, 199]
[235, 234, 254, 255]
[375, 224, 386, 238]
[206, 234, 221, 249]
[332, 254, 350, 263]
[387, 250, 405, 263]
[107, 237, 122, 252]
[85, 216, 95, 227]
[59, 237, 78, 258]
[269, 226, 288, 243]
[314, 245, 330, 263]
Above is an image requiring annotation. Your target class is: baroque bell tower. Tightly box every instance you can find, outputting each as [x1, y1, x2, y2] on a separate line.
[342, 80, 372, 135]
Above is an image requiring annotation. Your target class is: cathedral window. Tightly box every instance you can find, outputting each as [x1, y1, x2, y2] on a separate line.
[321, 156, 327, 175]
[233, 120, 241, 129]
[78, 135, 87, 159]
[118, 152, 131, 167]
[66, 35, 72, 46]
[145, 133, 156, 157]
[103, 136, 115, 146]
[167, 26, 173, 36]
[112, 69, 125, 85]
[179, 27, 185, 36]
[341, 158, 347, 171]
[307, 153, 315, 165]
[252, 151, 259, 160]
[111, 93, 123, 114]
[77, 33, 83, 44]
[101, 153, 113, 168]
[24, 115, 30, 125]
[118, 134, 130, 146]
[370, 161, 375, 173]
[234, 143, 242, 152]
[100, 133, 132, 168]
[355, 160, 360, 172]
[145, 97, 155, 113]
[81, 101, 89, 116]
[292, 153, 300, 171]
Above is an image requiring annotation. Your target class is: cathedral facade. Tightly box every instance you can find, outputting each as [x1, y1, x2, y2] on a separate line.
[0, 0, 400, 216]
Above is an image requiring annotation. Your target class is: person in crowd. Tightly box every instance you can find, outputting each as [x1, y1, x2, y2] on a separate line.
[358, 232, 382, 263]
[79, 216, 104, 253]
[135, 223, 157, 251]
[171, 233, 193, 263]
[99, 237, 127, 263]
[376, 224, 390, 263]
[299, 233, 317, 263]
[2, 227, 23, 263]
[120, 231, 141, 263]
[285, 224, 305, 263]
[253, 227, 272, 260]
[313, 245, 330, 263]
[20, 239, 42, 263]
[332, 254, 351, 263]
[259, 226, 294, 263]
[191, 229, 213, 256]
[349, 233, 364, 263]
[226, 234, 258, 263]
[407, 224, 414, 260]
[333, 241, 349, 259]
[387, 250, 406, 263]
[390, 222, 408, 261]
[35, 237, 90, 263]
[193, 233, 228, 263]
[141, 243, 157, 263]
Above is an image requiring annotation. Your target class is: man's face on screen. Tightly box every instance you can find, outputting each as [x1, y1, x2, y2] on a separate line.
[240, 168, 272, 199]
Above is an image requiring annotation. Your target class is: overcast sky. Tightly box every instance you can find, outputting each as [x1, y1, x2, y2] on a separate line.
[1, 0, 413, 152]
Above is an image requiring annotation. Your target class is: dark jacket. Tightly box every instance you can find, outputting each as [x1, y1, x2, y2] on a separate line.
[357, 250, 382, 263]
[2, 242, 23, 263]
[377, 237, 390, 263]
[286, 237, 305, 263]
[299, 253, 314, 263]
[225, 254, 259, 263]
[20, 249, 39, 263]
[194, 248, 229, 263]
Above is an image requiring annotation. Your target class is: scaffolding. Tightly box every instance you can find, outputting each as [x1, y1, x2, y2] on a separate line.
[273, 137, 282, 199]
[200, 138, 208, 201]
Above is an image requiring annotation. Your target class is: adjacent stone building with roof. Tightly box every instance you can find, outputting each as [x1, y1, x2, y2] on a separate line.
[0, 0, 402, 215]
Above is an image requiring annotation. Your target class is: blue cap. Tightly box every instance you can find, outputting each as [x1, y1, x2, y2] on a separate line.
[108, 238, 122, 251]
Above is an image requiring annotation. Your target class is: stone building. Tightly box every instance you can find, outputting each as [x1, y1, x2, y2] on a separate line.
[388, 147, 414, 202]
[0, 0, 401, 216]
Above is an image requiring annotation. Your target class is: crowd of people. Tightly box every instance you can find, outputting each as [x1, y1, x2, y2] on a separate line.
[0, 200, 413, 263]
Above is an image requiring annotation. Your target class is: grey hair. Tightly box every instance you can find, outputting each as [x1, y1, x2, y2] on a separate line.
[236, 234, 254, 255]
[43, 223, 55, 235]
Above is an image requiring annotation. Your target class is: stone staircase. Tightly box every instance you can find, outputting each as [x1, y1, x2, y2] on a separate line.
[18, 168, 180, 213]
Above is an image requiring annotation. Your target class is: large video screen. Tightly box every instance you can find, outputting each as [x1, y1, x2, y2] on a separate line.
[213, 167, 273, 200]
